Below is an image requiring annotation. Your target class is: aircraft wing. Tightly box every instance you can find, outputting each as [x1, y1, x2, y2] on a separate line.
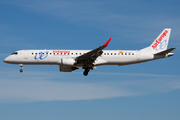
[76, 38, 111, 64]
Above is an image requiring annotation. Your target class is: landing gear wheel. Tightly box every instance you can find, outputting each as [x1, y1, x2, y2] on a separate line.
[20, 69, 23, 73]
[83, 68, 90, 76]
[19, 64, 23, 73]
[83, 71, 89, 76]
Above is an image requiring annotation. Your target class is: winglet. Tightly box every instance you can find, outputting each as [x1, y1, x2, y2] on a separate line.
[102, 38, 111, 47]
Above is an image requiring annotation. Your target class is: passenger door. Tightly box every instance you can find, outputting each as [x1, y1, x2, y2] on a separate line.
[24, 50, 29, 59]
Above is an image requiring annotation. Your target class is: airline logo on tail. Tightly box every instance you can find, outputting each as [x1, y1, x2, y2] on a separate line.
[155, 39, 168, 51]
[152, 30, 168, 49]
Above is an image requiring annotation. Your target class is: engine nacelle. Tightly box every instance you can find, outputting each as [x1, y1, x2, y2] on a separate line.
[60, 66, 79, 72]
[61, 58, 76, 66]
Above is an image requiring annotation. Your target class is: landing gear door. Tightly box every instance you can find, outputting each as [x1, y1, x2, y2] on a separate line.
[24, 50, 29, 59]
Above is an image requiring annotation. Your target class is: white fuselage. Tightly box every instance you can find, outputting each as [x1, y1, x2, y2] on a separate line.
[3, 28, 175, 76]
[4, 49, 156, 66]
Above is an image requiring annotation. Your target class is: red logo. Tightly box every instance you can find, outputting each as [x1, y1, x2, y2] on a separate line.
[53, 50, 70, 53]
[152, 30, 168, 49]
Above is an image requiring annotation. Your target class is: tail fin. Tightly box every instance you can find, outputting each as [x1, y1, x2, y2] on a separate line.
[140, 28, 171, 54]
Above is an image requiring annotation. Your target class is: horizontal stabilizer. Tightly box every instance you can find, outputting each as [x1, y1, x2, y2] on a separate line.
[154, 48, 176, 55]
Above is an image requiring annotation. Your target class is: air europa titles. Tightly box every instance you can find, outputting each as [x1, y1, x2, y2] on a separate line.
[53, 50, 70, 53]
[152, 30, 168, 49]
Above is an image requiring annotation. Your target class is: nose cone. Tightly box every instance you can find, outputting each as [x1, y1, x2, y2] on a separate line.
[3, 57, 9, 63]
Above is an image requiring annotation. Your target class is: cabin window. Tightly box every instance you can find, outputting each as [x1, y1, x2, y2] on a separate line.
[114, 53, 116, 55]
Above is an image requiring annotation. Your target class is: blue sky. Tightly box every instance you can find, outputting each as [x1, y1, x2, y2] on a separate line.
[0, 0, 180, 120]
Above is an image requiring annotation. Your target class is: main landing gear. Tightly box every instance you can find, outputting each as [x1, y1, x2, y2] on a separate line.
[83, 67, 96, 76]
[83, 67, 90, 76]
[19, 64, 23, 73]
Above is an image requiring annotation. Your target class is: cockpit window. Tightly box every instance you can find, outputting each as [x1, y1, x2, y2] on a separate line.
[11, 52, 18, 55]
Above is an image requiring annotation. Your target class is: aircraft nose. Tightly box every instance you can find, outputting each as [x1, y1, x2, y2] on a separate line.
[3, 57, 9, 63]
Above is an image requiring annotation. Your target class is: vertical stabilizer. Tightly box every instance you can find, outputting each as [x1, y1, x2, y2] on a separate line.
[140, 28, 171, 54]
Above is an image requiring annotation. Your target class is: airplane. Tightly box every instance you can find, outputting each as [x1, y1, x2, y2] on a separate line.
[3, 28, 175, 76]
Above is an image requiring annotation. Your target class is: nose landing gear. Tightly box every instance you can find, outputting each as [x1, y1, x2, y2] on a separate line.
[19, 64, 23, 73]
[20, 69, 23, 73]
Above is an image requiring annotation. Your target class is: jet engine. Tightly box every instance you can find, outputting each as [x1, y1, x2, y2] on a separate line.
[61, 58, 76, 66]
[59, 66, 79, 72]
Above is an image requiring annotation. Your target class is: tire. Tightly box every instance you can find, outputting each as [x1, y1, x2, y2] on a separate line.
[20, 69, 23, 73]
[83, 71, 88, 76]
